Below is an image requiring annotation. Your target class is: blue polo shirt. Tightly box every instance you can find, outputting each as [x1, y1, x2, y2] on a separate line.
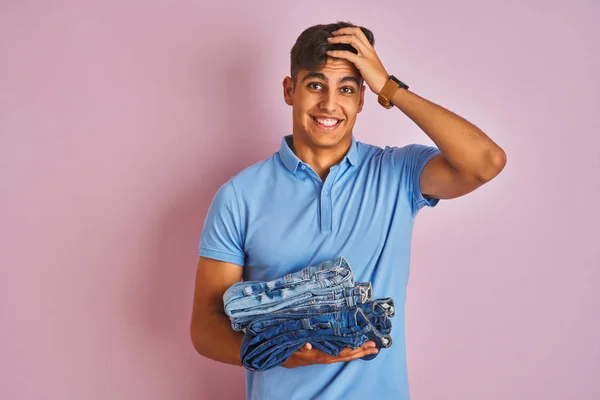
[199, 135, 441, 400]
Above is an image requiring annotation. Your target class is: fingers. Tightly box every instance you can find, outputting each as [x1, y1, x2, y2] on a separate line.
[327, 35, 370, 57]
[331, 343, 379, 363]
[330, 27, 373, 53]
[326, 50, 360, 63]
[290, 341, 379, 367]
[363, 340, 377, 348]
[336, 347, 378, 362]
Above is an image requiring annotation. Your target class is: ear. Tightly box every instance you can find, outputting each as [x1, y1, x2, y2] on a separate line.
[357, 84, 366, 113]
[283, 76, 294, 106]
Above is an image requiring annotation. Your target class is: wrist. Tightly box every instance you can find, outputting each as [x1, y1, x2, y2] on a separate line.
[374, 74, 390, 95]
[377, 75, 409, 109]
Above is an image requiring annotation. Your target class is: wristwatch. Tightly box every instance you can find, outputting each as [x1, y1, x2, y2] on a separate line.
[377, 75, 409, 109]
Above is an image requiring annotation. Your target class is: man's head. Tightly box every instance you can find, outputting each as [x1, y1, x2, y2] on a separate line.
[283, 22, 375, 153]
[289, 22, 375, 85]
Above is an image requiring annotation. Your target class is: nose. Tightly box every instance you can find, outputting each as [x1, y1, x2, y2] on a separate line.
[318, 88, 337, 113]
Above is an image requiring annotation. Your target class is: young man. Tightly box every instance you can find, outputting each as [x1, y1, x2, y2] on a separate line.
[190, 22, 506, 399]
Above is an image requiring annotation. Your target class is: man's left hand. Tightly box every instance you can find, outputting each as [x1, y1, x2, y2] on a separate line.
[326, 27, 390, 95]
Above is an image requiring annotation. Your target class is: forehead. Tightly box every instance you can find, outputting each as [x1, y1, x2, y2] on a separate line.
[299, 58, 361, 81]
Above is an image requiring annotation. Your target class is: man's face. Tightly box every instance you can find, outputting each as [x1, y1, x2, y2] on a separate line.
[283, 58, 366, 151]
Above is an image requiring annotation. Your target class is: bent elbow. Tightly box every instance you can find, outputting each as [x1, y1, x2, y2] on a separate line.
[478, 147, 507, 182]
[190, 322, 207, 356]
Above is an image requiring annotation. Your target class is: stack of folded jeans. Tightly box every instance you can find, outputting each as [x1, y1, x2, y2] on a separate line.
[223, 257, 395, 371]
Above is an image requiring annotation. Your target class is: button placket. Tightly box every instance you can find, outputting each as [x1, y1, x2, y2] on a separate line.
[320, 176, 334, 233]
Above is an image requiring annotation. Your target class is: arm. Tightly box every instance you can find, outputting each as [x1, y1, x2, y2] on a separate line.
[192, 181, 377, 368]
[189, 256, 379, 367]
[190, 256, 244, 366]
[390, 88, 506, 199]
[190, 257, 377, 368]
[327, 28, 507, 200]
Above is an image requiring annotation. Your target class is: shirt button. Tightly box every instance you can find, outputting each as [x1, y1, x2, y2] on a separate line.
[323, 190, 329, 196]
[301, 165, 306, 170]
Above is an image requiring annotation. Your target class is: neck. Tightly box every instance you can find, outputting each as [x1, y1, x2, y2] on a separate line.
[290, 135, 352, 181]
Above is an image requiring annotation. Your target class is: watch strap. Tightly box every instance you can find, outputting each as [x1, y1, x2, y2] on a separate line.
[377, 75, 409, 109]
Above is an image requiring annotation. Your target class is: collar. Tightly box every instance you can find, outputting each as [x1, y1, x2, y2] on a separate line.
[278, 135, 359, 175]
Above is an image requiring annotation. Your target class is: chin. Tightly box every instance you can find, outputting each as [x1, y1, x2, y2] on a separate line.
[310, 132, 348, 147]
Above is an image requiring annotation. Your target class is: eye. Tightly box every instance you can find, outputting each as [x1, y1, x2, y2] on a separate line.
[307, 82, 323, 90]
[340, 87, 355, 94]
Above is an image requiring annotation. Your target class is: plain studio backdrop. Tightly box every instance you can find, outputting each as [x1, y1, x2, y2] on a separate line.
[1, 1, 598, 399]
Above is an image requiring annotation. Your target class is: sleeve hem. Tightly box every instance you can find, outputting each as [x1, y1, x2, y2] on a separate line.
[413, 149, 442, 212]
[199, 247, 245, 266]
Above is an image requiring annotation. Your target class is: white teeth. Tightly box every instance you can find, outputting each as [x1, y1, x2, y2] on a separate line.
[315, 118, 339, 126]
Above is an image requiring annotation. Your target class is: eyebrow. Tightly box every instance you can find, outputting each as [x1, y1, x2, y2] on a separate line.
[301, 72, 361, 87]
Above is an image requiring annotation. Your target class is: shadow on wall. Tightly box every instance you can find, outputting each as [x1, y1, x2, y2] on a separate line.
[136, 42, 269, 399]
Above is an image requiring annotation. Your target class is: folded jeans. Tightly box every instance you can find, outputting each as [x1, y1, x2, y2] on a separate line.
[224, 257, 356, 318]
[240, 305, 393, 371]
[230, 283, 374, 331]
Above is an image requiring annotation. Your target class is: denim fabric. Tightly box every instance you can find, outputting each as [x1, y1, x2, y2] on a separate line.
[230, 282, 373, 331]
[240, 301, 394, 371]
[246, 308, 392, 336]
[244, 334, 370, 371]
[246, 298, 394, 333]
[268, 283, 374, 315]
[223, 257, 396, 372]
[223, 257, 357, 318]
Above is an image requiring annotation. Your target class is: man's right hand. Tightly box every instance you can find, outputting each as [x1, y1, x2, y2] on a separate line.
[281, 341, 379, 368]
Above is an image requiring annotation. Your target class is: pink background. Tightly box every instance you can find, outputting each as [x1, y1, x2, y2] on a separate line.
[1, 1, 598, 399]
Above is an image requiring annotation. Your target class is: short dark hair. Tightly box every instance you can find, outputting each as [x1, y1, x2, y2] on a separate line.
[290, 21, 375, 84]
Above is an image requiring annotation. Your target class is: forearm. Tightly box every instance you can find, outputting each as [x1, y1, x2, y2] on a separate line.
[191, 310, 244, 367]
[391, 88, 506, 181]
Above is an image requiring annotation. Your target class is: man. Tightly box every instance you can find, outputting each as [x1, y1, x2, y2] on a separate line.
[190, 22, 506, 399]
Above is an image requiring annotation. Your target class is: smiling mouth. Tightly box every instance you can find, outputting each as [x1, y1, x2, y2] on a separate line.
[311, 116, 343, 129]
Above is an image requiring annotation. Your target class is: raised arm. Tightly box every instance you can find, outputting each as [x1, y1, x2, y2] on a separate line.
[327, 27, 507, 200]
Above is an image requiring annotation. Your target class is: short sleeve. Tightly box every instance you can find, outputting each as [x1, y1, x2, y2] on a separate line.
[198, 180, 245, 266]
[390, 143, 442, 215]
